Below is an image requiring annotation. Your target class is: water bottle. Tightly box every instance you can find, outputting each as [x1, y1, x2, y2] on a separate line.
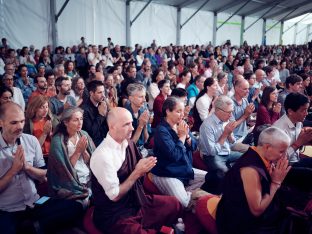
[174, 218, 185, 233]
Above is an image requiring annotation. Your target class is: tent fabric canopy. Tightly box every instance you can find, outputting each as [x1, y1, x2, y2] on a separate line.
[0, 0, 311, 49]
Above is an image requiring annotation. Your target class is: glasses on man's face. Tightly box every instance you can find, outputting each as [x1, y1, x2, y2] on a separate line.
[3, 78, 13, 81]
[217, 107, 233, 114]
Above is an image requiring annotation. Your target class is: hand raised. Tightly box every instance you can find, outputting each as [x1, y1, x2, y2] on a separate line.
[135, 157, 157, 177]
[75, 136, 88, 155]
[177, 120, 189, 138]
[224, 121, 236, 136]
[11, 145, 24, 175]
[270, 157, 291, 184]
[244, 103, 255, 116]
[272, 103, 282, 114]
[43, 120, 52, 134]
[138, 110, 149, 127]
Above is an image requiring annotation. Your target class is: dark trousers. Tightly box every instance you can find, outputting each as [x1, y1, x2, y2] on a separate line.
[0, 198, 84, 234]
[96, 195, 183, 234]
[284, 157, 312, 192]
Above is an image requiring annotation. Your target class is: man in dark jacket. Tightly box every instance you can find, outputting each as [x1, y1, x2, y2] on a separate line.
[82, 80, 108, 146]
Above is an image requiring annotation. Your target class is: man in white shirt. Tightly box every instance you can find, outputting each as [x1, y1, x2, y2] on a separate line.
[90, 107, 182, 233]
[273, 93, 312, 191]
[87, 45, 100, 66]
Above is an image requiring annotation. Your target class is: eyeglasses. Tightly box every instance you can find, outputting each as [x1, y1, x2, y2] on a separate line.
[217, 107, 233, 114]
[3, 78, 13, 81]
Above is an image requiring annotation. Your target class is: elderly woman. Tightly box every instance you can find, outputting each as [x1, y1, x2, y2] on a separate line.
[48, 107, 95, 206]
[151, 97, 207, 208]
[216, 127, 291, 234]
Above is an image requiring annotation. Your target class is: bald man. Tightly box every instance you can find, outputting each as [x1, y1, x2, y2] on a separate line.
[0, 102, 83, 233]
[90, 107, 182, 233]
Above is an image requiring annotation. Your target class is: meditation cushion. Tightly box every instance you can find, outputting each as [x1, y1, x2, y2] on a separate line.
[143, 173, 162, 195]
[83, 206, 102, 234]
[192, 151, 208, 171]
[195, 194, 221, 234]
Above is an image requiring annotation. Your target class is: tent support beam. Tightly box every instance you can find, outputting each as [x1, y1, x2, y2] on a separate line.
[50, 0, 57, 49]
[176, 7, 181, 45]
[126, 0, 131, 46]
[307, 24, 311, 42]
[265, 8, 298, 34]
[55, 0, 70, 22]
[212, 12, 217, 46]
[282, 13, 311, 34]
[279, 21, 284, 44]
[262, 18, 266, 45]
[244, 3, 277, 32]
[180, 0, 210, 29]
[130, 0, 152, 26]
[217, 0, 251, 31]
[240, 16, 245, 45]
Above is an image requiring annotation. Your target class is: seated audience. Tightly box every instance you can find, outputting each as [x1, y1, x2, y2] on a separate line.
[125, 83, 150, 150]
[278, 74, 302, 115]
[176, 70, 191, 89]
[69, 77, 86, 107]
[216, 72, 228, 96]
[216, 127, 291, 234]
[90, 107, 183, 233]
[147, 69, 165, 110]
[245, 72, 260, 111]
[199, 95, 243, 193]
[28, 76, 53, 101]
[48, 107, 95, 206]
[82, 80, 108, 147]
[186, 74, 205, 108]
[45, 71, 57, 97]
[254, 86, 280, 131]
[151, 97, 207, 208]
[274, 92, 312, 191]
[0, 86, 13, 105]
[152, 79, 171, 128]
[0, 102, 83, 233]
[50, 76, 77, 118]
[14, 64, 36, 104]
[24, 95, 57, 160]
[2, 73, 25, 110]
[104, 73, 118, 108]
[230, 78, 255, 151]
[192, 77, 218, 131]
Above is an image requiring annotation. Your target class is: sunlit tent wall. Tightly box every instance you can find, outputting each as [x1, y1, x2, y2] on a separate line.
[0, 0, 311, 49]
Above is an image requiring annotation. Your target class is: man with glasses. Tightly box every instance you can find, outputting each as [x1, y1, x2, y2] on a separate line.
[199, 95, 243, 194]
[2, 73, 25, 111]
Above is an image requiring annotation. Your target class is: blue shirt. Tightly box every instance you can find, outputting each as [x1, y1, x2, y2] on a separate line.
[0, 133, 45, 212]
[14, 77, 36, 104]
[199, 113, 233, 156]
[232, 97, 249, 140]
[151, 120, 196, 185]
[49, 95, 77, 116]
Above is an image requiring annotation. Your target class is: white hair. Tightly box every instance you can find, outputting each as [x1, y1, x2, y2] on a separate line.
[258, 126, 290, 146]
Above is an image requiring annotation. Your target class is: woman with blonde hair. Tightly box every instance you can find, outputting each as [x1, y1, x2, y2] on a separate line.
[24, 95, 57, 161]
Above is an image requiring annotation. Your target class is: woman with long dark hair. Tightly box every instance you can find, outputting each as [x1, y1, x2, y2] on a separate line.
[192, 77, 218, 131]
[254, 86, 280, 131]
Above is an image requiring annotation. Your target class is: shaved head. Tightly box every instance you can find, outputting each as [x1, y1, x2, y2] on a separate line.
[0, 102, 23, 120]
[107, 107, 134, 143]
[107, 107, 131, 128]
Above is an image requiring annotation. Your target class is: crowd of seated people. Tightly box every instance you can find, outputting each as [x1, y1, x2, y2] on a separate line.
[1, 36, 312, 233]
